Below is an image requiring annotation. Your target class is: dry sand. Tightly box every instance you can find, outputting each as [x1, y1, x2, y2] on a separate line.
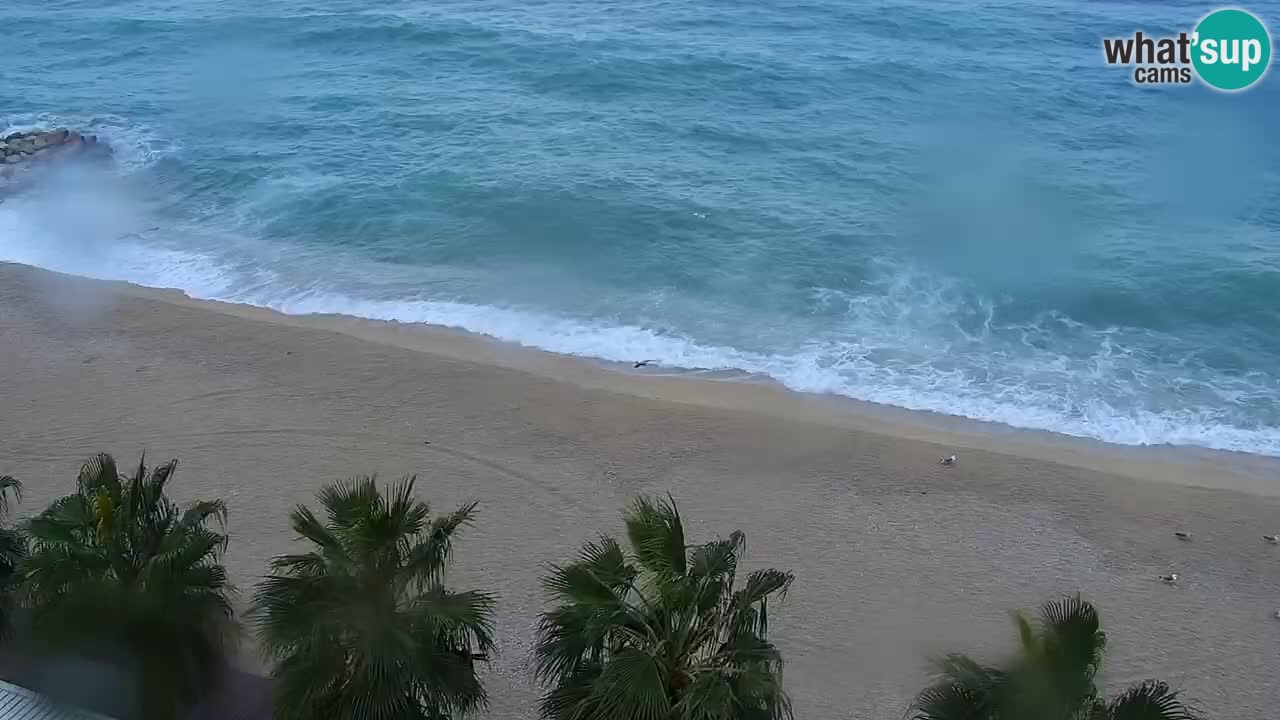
[2, 261, 1278, 718]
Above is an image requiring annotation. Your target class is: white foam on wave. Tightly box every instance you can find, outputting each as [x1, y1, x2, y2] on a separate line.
[8, 230, 1280, 457]
[1, 133, 1277, 458]
[0, 161, 241, 303]
[202, 278, 1280, 458]
[1, 112, 180, 173]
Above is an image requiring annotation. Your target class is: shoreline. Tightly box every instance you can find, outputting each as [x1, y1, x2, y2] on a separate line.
[9, 261, 1274, 494]
[4, 260, 1280, 718]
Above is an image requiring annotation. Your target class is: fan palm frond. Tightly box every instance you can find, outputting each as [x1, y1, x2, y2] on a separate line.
[252, 475, 493, 720]
[0, 475, 25, 641]
[20, 453, 236, 720]
[535, 495, 793, 720]
[911, 596, 1200, 720]
[0, 476, 21, 516]
[625, 494, 687, 581]
[1102, 680, 1203, 720]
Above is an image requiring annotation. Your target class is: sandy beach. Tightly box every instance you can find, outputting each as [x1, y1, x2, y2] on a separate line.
[2, 261, 1278, 719]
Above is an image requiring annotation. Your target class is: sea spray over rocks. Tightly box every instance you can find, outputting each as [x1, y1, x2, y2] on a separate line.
[0, 128, 112, 198]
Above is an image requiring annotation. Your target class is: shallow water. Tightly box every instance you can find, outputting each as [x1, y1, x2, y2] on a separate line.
[2, 0, 1278, 455]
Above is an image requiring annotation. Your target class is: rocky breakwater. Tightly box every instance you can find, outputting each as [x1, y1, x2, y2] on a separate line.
[0, 128, 113, 198]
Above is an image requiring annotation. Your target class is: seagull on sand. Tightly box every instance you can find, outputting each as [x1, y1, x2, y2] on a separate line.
[939, 455, 957, 466]
[1265, 535, 1280, 545]
[1174, 532, 1192, 541]
[1159, 573, 1179, 585]
[633, 359, 655, 368]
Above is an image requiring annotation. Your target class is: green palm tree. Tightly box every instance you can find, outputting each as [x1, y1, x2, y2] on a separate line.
[911, 594, 1202, 720]
[535, 495, 794, 720]
[251, 475, 495, 720]
[0, 475, 25, 639]
[20, 453, 236, 720]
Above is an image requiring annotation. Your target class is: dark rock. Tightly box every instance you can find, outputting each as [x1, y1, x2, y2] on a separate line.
[0, 127, 114, 182]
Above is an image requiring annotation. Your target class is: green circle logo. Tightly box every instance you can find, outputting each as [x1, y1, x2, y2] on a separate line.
[1192, 8, 1271, 90]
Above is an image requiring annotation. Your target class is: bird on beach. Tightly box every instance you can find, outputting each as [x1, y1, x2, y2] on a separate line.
[1174, 532, 1192, 541]
[1265, 534, 1280, 545]
[939, 455, 957, 466]
[633, 359, 655, 368]
[1159, 573, 1179, 585]
[1274, 609, 1280, 619]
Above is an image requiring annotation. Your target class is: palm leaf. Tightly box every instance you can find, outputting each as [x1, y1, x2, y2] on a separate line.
[407, 497, 477, 586]
[408, 587, 497, 657]
[540, 662, 603, 720]
[1014, 594, 1106, 716]
[0, 475, 25, 641]
[317, 475, 379, 530]
[729, 569, 793, 637]
[129, 453, 148, 526]
[543, 537, 634, 608]
[736, 569, 793, 605]
[20, 453, 236, 720]
[288, 505, 345, 557]
[688, 532, 744, 581]
[1039, 594, 1106, 674]
[0, 527, 24, 576]
[587, 648, 671, 720]
[910, 682, 996, 720]
[0, 476, 21, 516]
[537, 494, 792, 720]
[913, 596, 1199, 720]
[0, 476, 24, 571]
[1103, 681, 1202, 720]
[625, 495, 687, 580]
[253, 477, 492, 720]
[674, 670, 737, 720]
[181, 499, 228, 531]
[76, 453, 118, 498]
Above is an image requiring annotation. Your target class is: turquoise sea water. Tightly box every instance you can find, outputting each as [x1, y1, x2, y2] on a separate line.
[2, 0, 1278, 456]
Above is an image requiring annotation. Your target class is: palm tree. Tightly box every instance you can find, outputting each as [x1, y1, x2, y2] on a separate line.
[911, 594, 1202, 720]
[251, 475, 495, 720]
[0, 475, 25, 639]
[535, 495, 794, 720]
[20, 453, 236, 720]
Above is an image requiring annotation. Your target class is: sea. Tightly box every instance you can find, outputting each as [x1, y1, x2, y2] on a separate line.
[1, 0, 1278, 457]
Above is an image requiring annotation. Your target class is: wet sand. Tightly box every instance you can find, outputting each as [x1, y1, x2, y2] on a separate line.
[1, 262, 1278, 718]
